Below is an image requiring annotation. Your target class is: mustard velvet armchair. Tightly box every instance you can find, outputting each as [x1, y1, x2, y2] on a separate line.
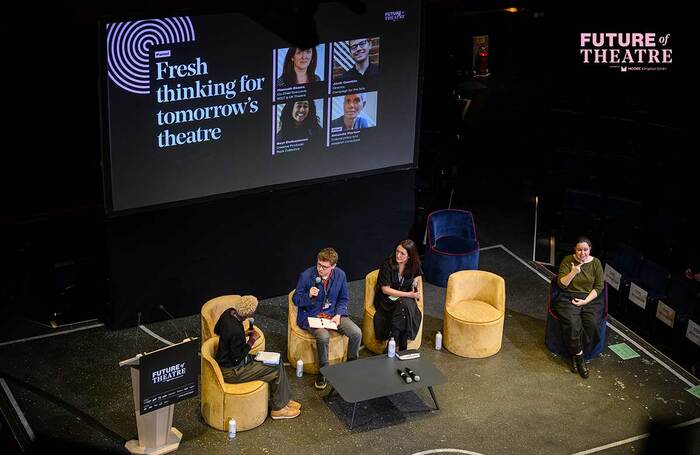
[443, 270, 506, 358]
[287, 290, 348, 374]
[362, 269, 424, 354]
[201, 295, 265, 352]
[200, 336, 268, 431]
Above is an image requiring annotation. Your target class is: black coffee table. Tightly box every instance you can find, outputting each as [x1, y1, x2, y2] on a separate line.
[320, 354, 447, 428]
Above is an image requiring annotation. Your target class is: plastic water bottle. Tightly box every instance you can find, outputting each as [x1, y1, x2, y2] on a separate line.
[388, 337, 396, 358]
[435, 331, 442, 351]
[296, 359, 304, 377]
[228, 418, 236, 440]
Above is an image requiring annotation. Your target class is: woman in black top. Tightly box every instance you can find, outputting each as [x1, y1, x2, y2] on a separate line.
[276, 99, 322, 143]
[276, 47, 321, 87]
[214, 295, 301, 420]
[373, 239, 423, 351]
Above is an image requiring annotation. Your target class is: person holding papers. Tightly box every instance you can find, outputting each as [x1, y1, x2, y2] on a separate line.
[374, 239, 423, 352]
[293, 247, 362, 390]
[553, 237, 604, 379]
[214, 295, 301, 419]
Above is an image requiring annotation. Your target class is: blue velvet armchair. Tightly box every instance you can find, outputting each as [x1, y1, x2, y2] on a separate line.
[423, 209, 480, 287]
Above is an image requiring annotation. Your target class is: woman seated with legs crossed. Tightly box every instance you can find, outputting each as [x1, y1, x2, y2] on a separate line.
[373, 239, 423, 352]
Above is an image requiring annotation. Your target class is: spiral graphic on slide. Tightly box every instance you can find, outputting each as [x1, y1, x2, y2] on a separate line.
[106, 17, 195, 94]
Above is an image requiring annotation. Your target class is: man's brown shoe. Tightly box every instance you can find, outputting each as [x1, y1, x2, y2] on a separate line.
[287, 400, 301, 410]
[271, 406, 301, 420]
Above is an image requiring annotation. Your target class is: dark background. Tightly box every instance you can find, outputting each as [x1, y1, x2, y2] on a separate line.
[1, 1, 689, 332]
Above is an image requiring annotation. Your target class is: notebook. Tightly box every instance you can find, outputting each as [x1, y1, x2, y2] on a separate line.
[396, 349, 420, 360]
[307, 317, 338, 330]
[254, 351, 281, 365]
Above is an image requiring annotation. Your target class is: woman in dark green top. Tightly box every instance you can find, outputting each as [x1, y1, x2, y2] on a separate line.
[554, 237, 604, 379]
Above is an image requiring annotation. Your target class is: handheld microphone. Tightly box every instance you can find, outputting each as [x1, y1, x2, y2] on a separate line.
[404, 367, 420, 382]
[159, 304, 191, 340]
[248, 317, 255, 330]
[397, 369, 413, 384]
[311, 276, 322, 299]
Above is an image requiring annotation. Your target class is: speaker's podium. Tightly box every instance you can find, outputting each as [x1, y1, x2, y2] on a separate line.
[119, 337, 199, 455]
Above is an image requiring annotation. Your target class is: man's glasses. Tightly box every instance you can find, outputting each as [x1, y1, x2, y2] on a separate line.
[349, 40, 369, 51]
[317, 262, 333, 271]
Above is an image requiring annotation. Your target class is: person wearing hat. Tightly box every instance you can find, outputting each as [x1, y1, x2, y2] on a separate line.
[214, 295, 301, 420]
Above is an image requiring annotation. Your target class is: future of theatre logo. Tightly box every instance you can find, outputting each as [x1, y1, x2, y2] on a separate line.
[152, 363, 186, 384]
[385, 10, 405, 22]
[580, 33, 672, 72]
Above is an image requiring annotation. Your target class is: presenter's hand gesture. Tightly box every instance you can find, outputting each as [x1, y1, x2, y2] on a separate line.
[247, 329, 259, 342]
[331, 314, 341, 327]
[571, 262, 582, 275]
[571, 298, 587, 306]
[309, 287, 319, 298]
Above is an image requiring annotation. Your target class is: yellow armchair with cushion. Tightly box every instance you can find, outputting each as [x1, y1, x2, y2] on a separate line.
[443, 270, 505, 358]
[200, 336, 268, 431]
[362, 270, 424, 354]
[287, 290, 348, 374]
[201, 295, 265, 352]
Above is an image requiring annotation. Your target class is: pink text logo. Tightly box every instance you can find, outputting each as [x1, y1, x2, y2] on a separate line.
[580, 33, 672, 72]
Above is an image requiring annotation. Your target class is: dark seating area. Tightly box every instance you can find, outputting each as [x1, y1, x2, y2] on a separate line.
[600, 243, 700, 375]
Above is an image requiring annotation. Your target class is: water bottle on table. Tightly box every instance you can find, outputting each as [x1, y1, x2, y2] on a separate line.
[388, 337, 396, 358]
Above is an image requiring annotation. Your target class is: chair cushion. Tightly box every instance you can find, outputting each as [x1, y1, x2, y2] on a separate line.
[434, 236, 478, 255]
[446, 299, 503, 323]
[221, 380, 267, 395]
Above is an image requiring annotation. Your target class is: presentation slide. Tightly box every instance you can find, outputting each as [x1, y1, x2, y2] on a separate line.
[102, 2, 420, 211]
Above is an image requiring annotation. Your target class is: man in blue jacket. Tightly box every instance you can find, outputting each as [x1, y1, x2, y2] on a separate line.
[293, 247, 362, 390]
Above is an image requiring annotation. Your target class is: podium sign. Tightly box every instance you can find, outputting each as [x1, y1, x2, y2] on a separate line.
[120, 337, 199, 454]
[139, 338, 199, 415]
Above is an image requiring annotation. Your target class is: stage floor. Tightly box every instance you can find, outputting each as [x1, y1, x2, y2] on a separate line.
[1, 246, 698, 454]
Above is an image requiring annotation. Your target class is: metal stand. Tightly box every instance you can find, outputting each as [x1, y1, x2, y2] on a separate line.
[121, 358, 182, 454]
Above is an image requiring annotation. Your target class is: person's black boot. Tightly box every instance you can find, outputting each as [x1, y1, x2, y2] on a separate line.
[314, 374, 327, 390]
[575, 354, 589, 379]
[570, 356, 578, 374]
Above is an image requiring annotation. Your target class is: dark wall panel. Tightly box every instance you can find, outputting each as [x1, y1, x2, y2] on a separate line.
[105, 170, 415, 328]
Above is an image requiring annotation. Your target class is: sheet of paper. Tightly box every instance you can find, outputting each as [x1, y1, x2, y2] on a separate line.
[655, 300, 675, 328]
[608, 342, 640, 360]
[686, 320, 700, 346]
[604, 264, 621, 290]
[686, 385, 700, 400]
[628, 282, 648, 309]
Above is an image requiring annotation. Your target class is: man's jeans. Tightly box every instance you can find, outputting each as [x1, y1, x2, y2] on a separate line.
[308, 316, 362, 368]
